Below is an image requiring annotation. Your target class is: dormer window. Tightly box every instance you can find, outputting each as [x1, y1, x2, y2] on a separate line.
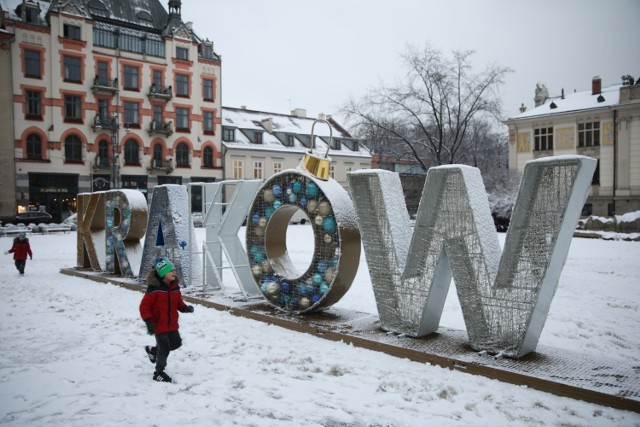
[63, 24, 81, 40]
[19, 1, 40, 24]
[200, 41, 214, 60]
[252, 131, 263, 144]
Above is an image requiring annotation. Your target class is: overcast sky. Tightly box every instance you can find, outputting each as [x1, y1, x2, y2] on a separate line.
[183, 0, 640, 126]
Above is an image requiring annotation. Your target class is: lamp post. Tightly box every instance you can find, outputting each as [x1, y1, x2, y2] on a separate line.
[110, 112, 120, 189]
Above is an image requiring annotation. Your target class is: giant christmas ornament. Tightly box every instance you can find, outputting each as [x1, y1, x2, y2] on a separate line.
[246, 123, 361, 313]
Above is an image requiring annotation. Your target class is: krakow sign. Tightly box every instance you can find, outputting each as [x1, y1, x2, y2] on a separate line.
[75, 153, 595, 357]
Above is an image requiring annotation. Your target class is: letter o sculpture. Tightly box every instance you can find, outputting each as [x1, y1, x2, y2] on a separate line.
[246, 165, 361, 313]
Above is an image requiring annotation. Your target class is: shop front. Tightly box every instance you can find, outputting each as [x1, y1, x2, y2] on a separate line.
[28, 173, 79, 223]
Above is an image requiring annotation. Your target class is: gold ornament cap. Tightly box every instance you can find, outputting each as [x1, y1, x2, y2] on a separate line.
[301, 152, 331, 180]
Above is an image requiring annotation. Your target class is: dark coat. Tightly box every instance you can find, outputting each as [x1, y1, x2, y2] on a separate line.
[9, 237, 32, 261]
[139, 270, 188, 334]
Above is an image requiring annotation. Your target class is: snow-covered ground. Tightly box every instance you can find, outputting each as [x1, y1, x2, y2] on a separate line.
[1, 228, 639, 426]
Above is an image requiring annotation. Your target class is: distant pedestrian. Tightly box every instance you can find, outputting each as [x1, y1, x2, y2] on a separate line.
[139, 257, 194, 383]
[5, 232, 33, 275]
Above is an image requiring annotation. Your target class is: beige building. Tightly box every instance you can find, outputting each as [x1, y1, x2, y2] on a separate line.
[0, 0, 222, 223]
[504, 76, 640, 216]
[221, 107, 371, 193]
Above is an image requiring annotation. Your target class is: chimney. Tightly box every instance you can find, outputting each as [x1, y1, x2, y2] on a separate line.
[241, 105, 247, 110]
[260, 118, 273, 133]
[291, 108, 307, 118]
[592, 76, 602, 95]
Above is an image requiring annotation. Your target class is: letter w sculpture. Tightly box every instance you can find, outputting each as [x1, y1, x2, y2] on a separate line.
[348, 156, 595, 357]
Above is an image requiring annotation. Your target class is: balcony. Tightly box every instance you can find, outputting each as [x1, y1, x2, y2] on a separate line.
[148, 84, 172, 102]
[148, 120, 173, 136]
[91, 76, 118, 96]
[148, 157, 173, 174]
[93, 156, 111, 171]
[92, 115, 119, 132]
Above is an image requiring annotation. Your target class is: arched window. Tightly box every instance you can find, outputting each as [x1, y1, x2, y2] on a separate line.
[124, 139, 139, 165]
[176, 142, 189, 166]
[152, 143, 163, 167]
[65, 134, 82, 162]
[203, 146, 213, 168]
[26, 133, 42, 160]
[98, 140, 109, 167]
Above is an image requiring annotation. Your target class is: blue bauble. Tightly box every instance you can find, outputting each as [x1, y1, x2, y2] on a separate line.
[272, 184, 283, 197]
[290, 297, 300, 309]
[298, 197, 307, 207]
[251, 212, 260, 224]
[292, 181, 302, 194]
[249, 245, 261, 256]
[265, 206, 275, 219]
[319, 283, 329, 294]
[305, 284, 315, 296]
[311, 294, 321, 305]
[260, 282, 269, 293]
[253, 252, 266, 264]
[317, 260, 328, 274]
[306, 182, 319, 198]
[312, 273, 323, 284]
[273, 200, 282, 209]
[281, 294, 291, 306]
[288, 193, 297, 203]
[323, 216, 336, 233]
[280, 281, 291, 294]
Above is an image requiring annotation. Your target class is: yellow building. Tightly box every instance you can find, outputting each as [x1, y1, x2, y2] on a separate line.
[504, 76, 640, 216]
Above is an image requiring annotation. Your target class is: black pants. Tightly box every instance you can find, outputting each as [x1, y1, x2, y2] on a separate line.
[154, 330, 182, 373]
[15, 260, 26, 274]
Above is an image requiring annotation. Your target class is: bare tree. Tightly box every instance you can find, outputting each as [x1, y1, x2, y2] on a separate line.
[342, 44, 512, 168]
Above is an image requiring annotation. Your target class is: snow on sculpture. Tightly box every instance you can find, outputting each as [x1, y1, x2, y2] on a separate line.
[347, 156, 596, 357]
[246, 149, 361, 313]
[138, 185, 200, 287]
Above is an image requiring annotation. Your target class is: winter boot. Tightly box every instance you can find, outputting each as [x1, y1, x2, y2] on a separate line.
[145, 346, 156, 363]
[153, 371, 172, 383]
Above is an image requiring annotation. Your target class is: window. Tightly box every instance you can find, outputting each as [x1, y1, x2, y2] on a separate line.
[176, 46, 189, 60]
[153, 70, 163, 89]
[203, 111, 214, 134]
[286, 134, 295, 147]
[26, 91, 42, 119]
[176, 142, 189, 167]
[123, 65, 139, 90]
[200, 42, 214, 60]
[63, 24, 81, 40]
[97, 99, 109, 123]
[203, 146, 213, 168]
[223, 127, 235, 142]
[232, 159, 244, 179]
[96, 61, 109, 86]
[253, 161, 263, 179]
[534, 126, 553, 151]
[24, 6, 38, 24]
[330, 165, 335, 179]
[98, 140, 109, 166]
[153, 144, 162, 161]
[176, 74, 189, 97]
[64, 95, 82, 121]
[253, 132, 263, 144]
[64, 56, 82, 82]
[578, 122, 600, 147]
[25, 49, 41, 78]
[26, 134, 42, 160]
[273, 161, 282, 174]
[203, 79, 214, 101]
[176, 107, 189, 131]
[124, 139, 139, 165]
[65, 134, 82, 162]
[152, 105, 163, 128]
[123, 101, 139, 126]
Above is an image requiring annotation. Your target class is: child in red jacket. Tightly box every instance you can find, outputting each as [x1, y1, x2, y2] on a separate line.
[6, 232, 33, 275]
[139, 257, 194, 383]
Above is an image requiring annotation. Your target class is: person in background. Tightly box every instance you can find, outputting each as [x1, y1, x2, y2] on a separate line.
[6, 232, 33, 275]
[139, 257, 194, 383]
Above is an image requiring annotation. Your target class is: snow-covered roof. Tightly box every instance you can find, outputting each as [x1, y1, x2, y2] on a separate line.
[508, 84, 621, 120]
[222, 107, 371, 159]
[0, 0, 51, 23]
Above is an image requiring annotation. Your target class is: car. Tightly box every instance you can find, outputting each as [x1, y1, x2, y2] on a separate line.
[14, 211, 52, 225]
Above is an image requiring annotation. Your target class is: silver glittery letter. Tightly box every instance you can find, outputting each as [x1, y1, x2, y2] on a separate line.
[348, 156, 596, 357]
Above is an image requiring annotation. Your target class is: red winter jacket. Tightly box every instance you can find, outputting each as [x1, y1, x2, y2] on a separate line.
[9, 237, 32, 261]
[139, 270, 188, 334]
